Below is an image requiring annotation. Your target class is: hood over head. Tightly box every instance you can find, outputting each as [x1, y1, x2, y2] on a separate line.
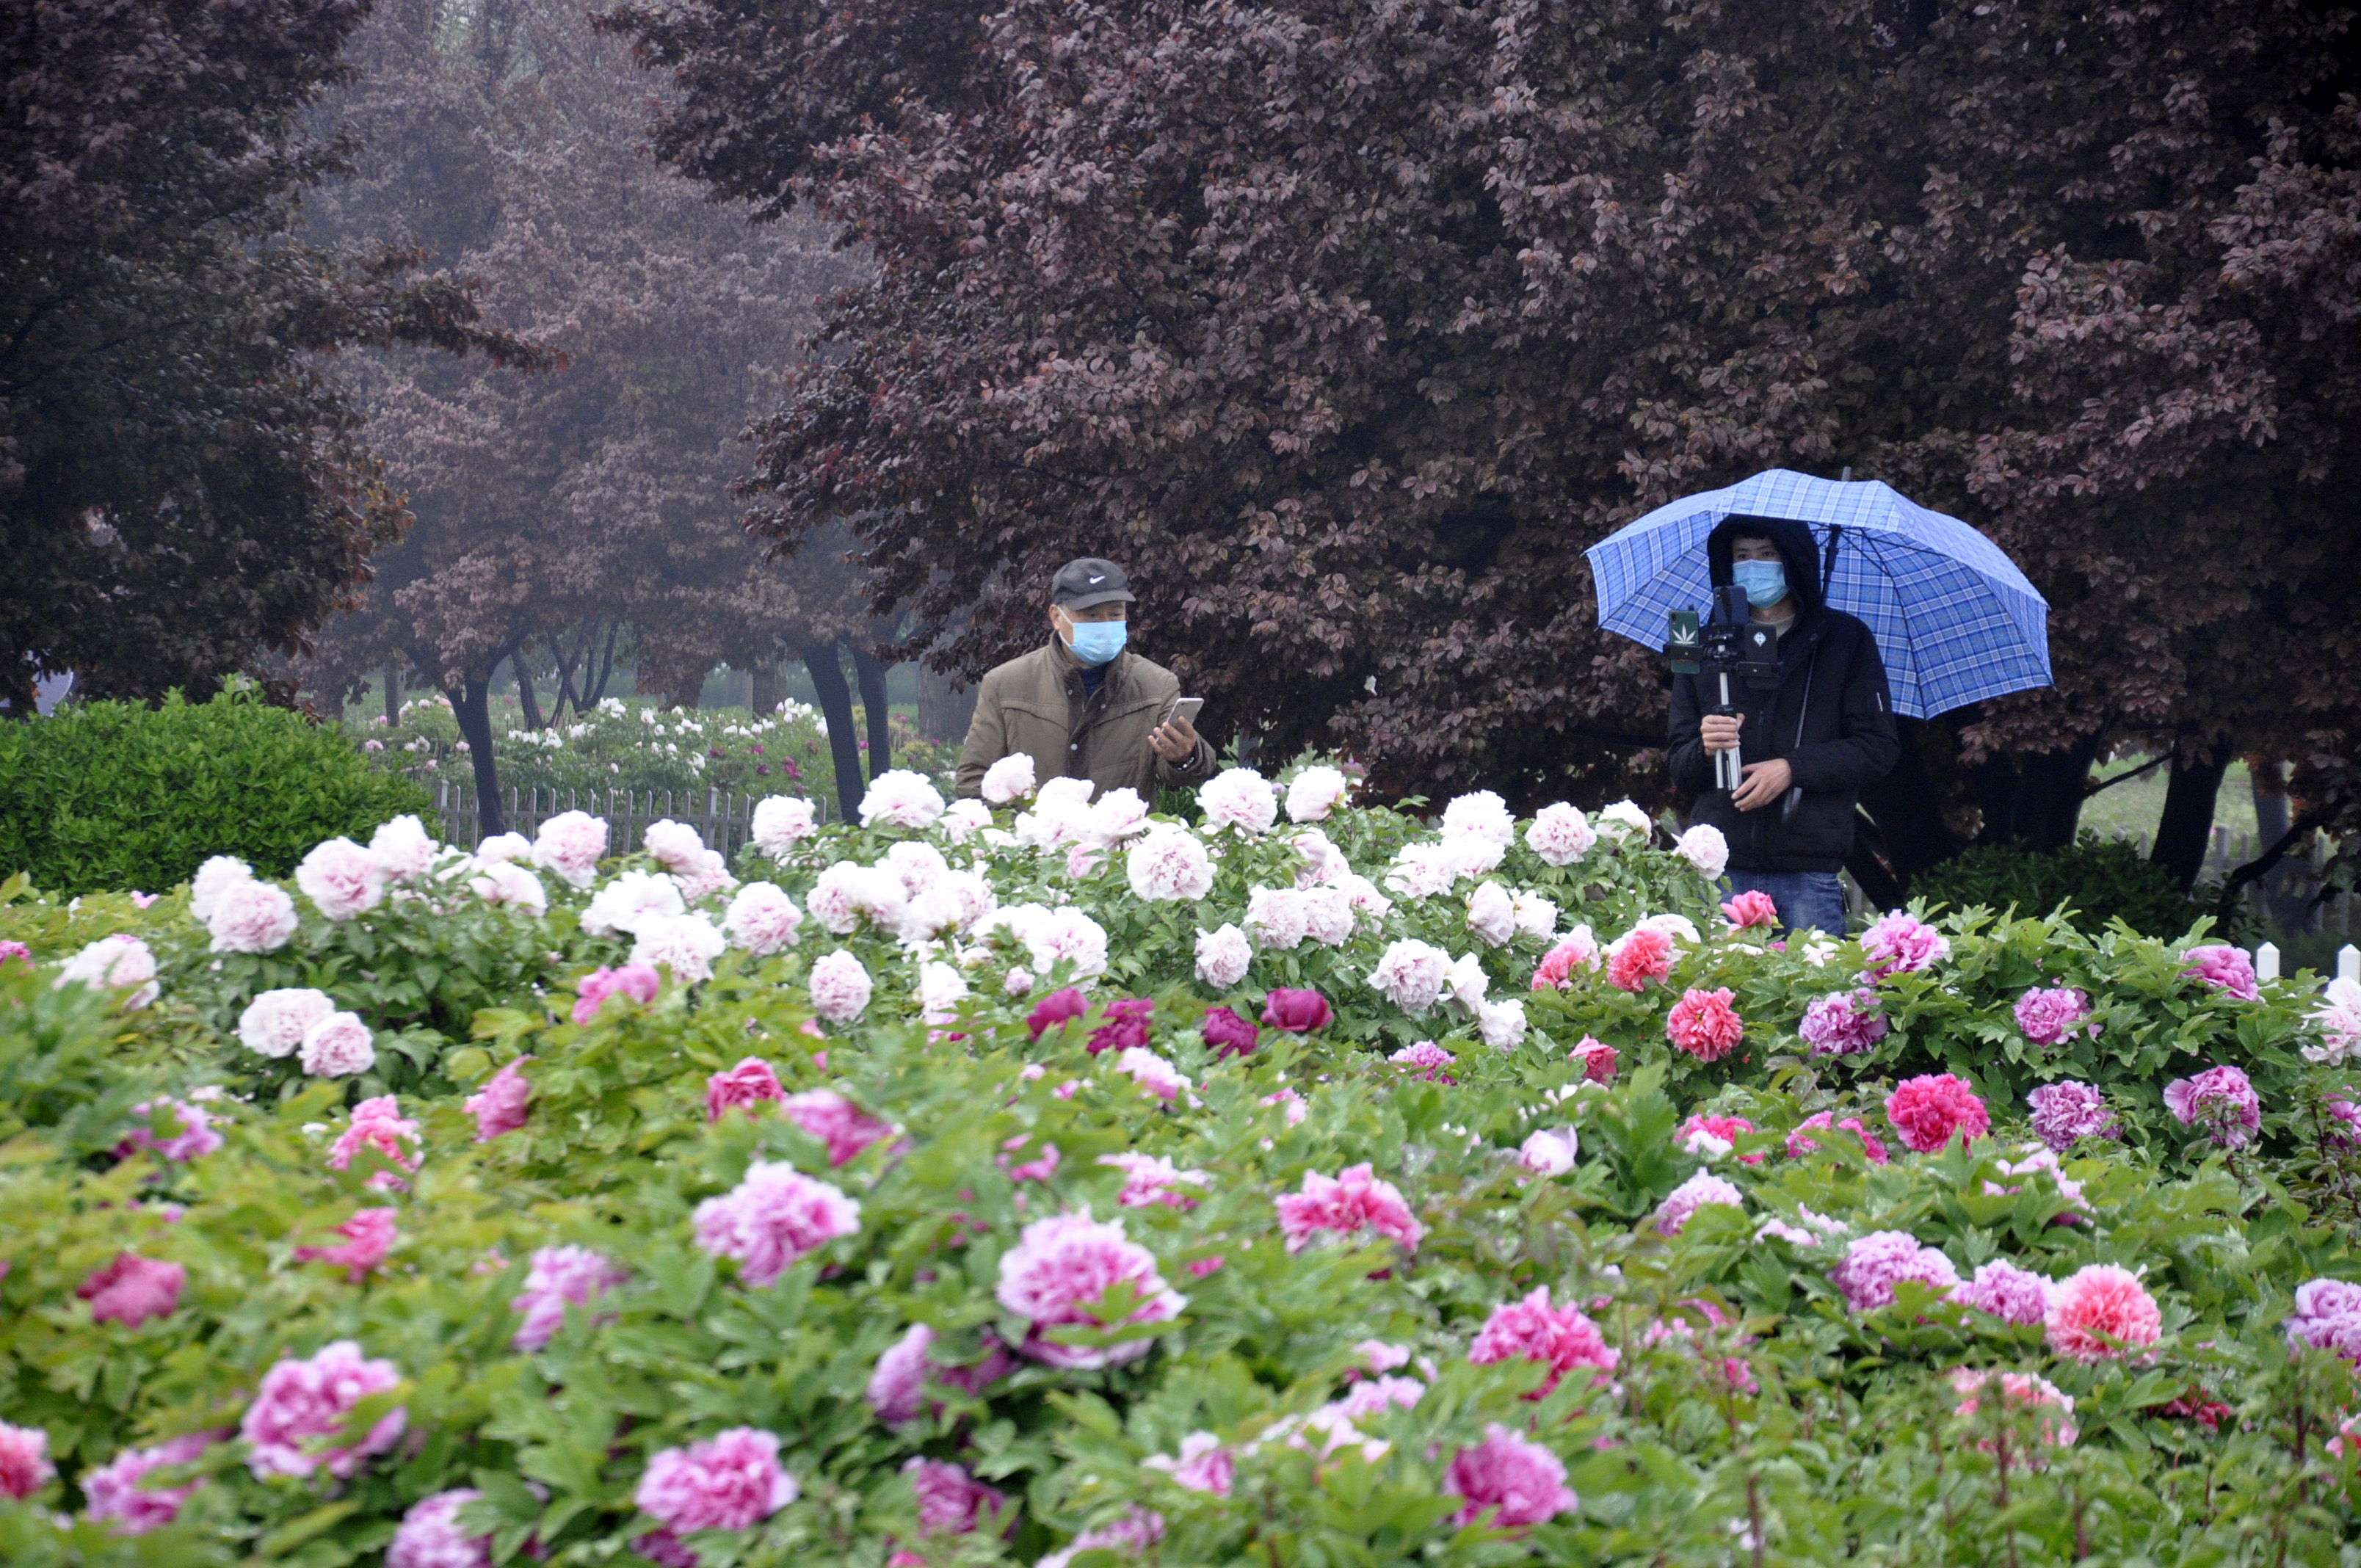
[1705, 513, 1823, 620]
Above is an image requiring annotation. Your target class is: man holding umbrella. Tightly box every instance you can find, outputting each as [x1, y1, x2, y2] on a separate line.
[1665, 516, 1901, 935]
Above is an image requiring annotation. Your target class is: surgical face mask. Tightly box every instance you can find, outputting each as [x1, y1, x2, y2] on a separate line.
[1733, 559, 1788, 609]
[1062, 613, 1128, 667]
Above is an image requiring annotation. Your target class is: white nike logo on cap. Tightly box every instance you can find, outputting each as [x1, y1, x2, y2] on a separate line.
[1088, 574, 1105, 584]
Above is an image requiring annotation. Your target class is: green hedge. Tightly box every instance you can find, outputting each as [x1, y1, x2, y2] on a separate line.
[1912, 830, 2220, 939]
[0, 688, 433, 895]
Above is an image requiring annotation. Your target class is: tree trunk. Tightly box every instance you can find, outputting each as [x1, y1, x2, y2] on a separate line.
[446, 672, 506, 840]
[915, 662, 978, 743]
[2153, 740, 2235, 890]
[1857, 716, 1959, 892]
[852, 644, 892, 780]
[384, 664, 405, 726]
[1965, 733, 2106, 851]
[750, 662, 785, 716]
[663, 667, 706, 711]
[802, 642, 866, 821]
[584, 624, 620, 706]
[2251, 759, 2300, 924]
[512, 648, 544, 730]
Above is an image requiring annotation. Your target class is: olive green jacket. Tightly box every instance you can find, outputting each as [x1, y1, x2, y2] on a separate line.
[954, 643, 1214, 799]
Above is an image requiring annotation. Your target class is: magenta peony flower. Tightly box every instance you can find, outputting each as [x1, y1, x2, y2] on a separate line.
[573, 962, 661, 1026]
[1885, 1073, 1990, 1153]
[2045, 1264, 2162, 1362]
[295, 838, 385, 920]
[1099, 1151, 1208, 1208]
[2014, 986, 2091, 1045]
[293, 1207, 398, 1282]
[904, 1457, 1007, 1533]
[1678, 1113, 1758, 1163]
[116, 1099, 223, 1162]
[1798, 988, 1889, 1056]
[1202, 1005, 1260, 1058]
[1859, 912, 1949, 976]
[1028, 987, 1090, 1039]
[706, 1057, 786, 1122]
[779, 1089, 893, 1166]
[866, 1324, 935, 1424]
[1786, 1111, 1887, 1164]
[1468, 1287, 1617, 1395]
[76, 1252, 184, 1327]
[1721, 889, 1780, 930]
[995, 1211, 1185, 1369]
[1261, 987, 1333, 1033]
[1606, 926, 1674, 992]
[2162, 1064, 2260, 1148]
[388, 1489, 493, 1568]
[692, 1162, 860, 1288]
[2180, 943, 2261, 1001]
[1655, 1171, 1745, 1236]
[206, 878, 299, 954]
[82, 1432, 217, 1533]
[1954, 1259, 2053, 1326]
[1569, 1035, 1617, 1084]
[1390, 1040, 1456, 1083]
[0, 1422, 52, 1499]
[2026, 1081, 2116, 1152]
[637, 1427, 799, 1535]
[1088, 998, 1154, 1055]
[1443, 1424, 1577, 1528]
[465, 1058, 532, 1142]
[239, 1340, 406, 1479]
[1665, 987, 1743, 1061]
[1829, 1231, 1960, 1313]
[298, 1011, 376, 1078]
[1143, 1432, 1233, 1496]
[511, 1245, 629, 1351]
[2285, 1278, 2361, 1362]
[1277, 1164, 1424, 1254]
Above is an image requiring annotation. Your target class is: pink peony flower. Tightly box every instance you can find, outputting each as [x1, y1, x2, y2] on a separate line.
[1203, 1005, 1260, 1057]
[238, 987, 335, 1058]
[1100, 1151, 1209, 1208]
[1261, 987, 1332, 1033]
[328, 1096, 421, 1185]
[1954, 1259, 2053, 1326]
[0, 1422, 52, 1499]
[644, 819, 706, 871]
[77, 1252, 185, 1327]
[82, 1431, 217, 1533]
[206, 878, 299, 954]
[995, 1211, 1186, 1368]
[117, 1099, 223, 1162]
[1948, 1368, 2077, 1448]
[706, 1057, 786, 1122]
[1199, 767, 1278, 833]
[511, 1245, 629, 1351]
[388, 1489, 493, 1568]
[1127, 828, 1216, 901]
[1088, 997, 1154, 1055]
[1680, 1113, 1760, 1164]
[780, 1089, 894, 1166]
[1370, 938, 1453, 1012]
[295, 838, 385, 920]
[904, 1458, 1006, 1533]
[189, 855, 255, 921]
[1860, 911, 1949, 976]
[293, 1207, 399, 1281]
[2180, 943, 2260, 1001]
[1884, 1073, 1990, 1154]
[239, 1340, 407, 1479]
[573, 961, 662, 1025]
[1785, 1111, 1887, 1164]
[532, 810, 610, 888]
[637, 1427, 799, 1534]
[1277, 1164, 1424, 1254]
[1001, 1136, 1060, 1182]
[55, 933, 159, 1008]
[1531, 926, 1601, 990]
[1570, 1035, 1617, 1084]
[2026, 1081, 2116, 1152]
[2045, 1264, 2162, 1362]
[867, 1324, 936, 1423]
[2284, 1278, 2361, 1362]
[465, 1058, 532, 1141]
[1666, 987, 1743, 1061]
[1518, 1128, 1578, 1175]
[750, 797, 819, 860]
[1829, 1231, 1960, 1313]
[723, 882, 803, 956]
[1443, 1424, 1578, 1528]
[1143, 1432, 1233, 1496]
[806, 949, 873, 1022]
[297, 1012, 376, 1078]
[979, 752, 1036, 805]
[1039, 1507, 1165, 1568]
[1606, 926, 1674, 993]
[2014, 986, 2091, 1045]
[1114, 1047, 1188, 1103]
[1799, 989, 1888, 1056]
[1655, 1171, 1744, 1236]
[0, 937, 27, 968]
[1028, 987, 1089, 1039]
[1469, 1287, 1617, 1395]
[1391, 1040, 1456, 1083]
[692, 1163, 861, 1288]
[369, 816, 438, 882]
[2162, 1064, 2260, 1148]
[469, 860, 548, 915]
[1721, 889, 1780, 930]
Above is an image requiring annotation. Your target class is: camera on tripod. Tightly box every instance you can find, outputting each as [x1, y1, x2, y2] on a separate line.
[1667, 585, 1780, 794]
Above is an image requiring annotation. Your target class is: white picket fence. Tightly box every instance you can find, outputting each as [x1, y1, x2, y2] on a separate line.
[427, 783, 829, 857]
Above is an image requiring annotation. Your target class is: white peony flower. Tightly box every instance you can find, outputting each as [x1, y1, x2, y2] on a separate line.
[238, 987, 335, 1057]
[1037, 776, 1095, 808]
[1383, 841, 1461, 900]
[1244, 885, 1310, 951]
[723, 882, 803, 957]
[980, 752, 1037, 805]
[1023, 907, 1110, 980]
[295, 838, 385, 921]
[1447, 951, 1490, 1010]
[808, 950, 874, 1021]
[1439, 791, 1516, 848]
[643, 819, 707, 870]
[750, 796, 819, 857]
[1127, 827, 1215, 902]
[189, 855, 256, 922]
[629, 912, 728, 984]
[1370, 939, 1453, 1012]
[1517, 1127, 1578, 1176]
[1198, 768, 1278, 834]
[1675, 823, 1730, 879]
[918, 960, 970, 1025]
[299, 1011, 376, 1076]
[1477, 998, 1528, 1050]
[56, 934, 160, 1009]
[860, 770, 947, 830]
[1302, 887, 1357, 947]
[1284, 766, 1352, 823]
[1465, 882, 1517, 947]
[474, 832, 532, 865]
[1194, 923, 1252, 987]
[1524, 803, 1595, 866]
[1511, 890, 1559, 941]
[469, 861, 548, 915]
[1597, 799, 1655, 840]
[579, 869, 686, 939]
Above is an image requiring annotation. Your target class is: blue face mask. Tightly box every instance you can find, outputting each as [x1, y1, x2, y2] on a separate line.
[1065, 617, 1128, 667]
[1733, 559, 1788, 609]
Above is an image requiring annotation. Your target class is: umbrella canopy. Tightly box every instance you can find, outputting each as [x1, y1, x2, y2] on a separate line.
[1584, 468, 2050, 719]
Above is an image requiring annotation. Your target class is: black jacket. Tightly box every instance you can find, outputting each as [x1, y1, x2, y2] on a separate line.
[1665, 515, 1901, 873]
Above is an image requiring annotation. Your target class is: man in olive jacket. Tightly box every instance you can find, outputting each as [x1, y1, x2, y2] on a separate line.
[954, 558, 1215, 799]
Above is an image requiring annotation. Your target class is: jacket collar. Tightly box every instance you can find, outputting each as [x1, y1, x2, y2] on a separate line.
[1045, 640, 1131, 692]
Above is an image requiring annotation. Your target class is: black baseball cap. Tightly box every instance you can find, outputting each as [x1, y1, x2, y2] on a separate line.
[1050, 558, 1135, 610]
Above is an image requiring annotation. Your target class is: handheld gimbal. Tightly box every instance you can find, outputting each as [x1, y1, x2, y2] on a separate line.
[1668, 585, 1780, 794]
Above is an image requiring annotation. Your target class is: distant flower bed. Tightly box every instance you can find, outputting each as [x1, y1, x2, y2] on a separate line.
[363, 694, 841, 797]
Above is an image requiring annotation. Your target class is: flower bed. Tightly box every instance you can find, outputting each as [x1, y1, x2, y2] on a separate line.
[366, 695, 841, 799]
[6, 762, 2361, 1565]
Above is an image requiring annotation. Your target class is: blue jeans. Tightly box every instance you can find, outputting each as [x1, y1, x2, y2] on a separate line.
[1724, 870, 1849, 938]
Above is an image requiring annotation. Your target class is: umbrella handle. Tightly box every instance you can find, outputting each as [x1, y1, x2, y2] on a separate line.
[1821, 524, 1842, 598]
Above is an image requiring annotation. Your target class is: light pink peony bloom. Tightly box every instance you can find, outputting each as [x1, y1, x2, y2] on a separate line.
[1440, 790, 1515, 846]
[780, 1089, 895, 1166]
[1391, 1040, 1457, 1083]
[2162, 1064, 2260, 1148]
[388, 1489, 493, 1568]
[723, 883, 803, 956]
[189, 855, 255, 922]
[511, 1245, 629, 1351]
[1885, 1073, 1990, 1153]
[1241, 886, 1305, 951]
[995, 1211, 1186, 1368]
[1469, 1287, 1617, 1394]
[748, 796, 817, 858]
[1517, 1128, 1578, 1176]
[630, 912, 728, 984]
[293, 1207, 398, 1281]
[1948, 1368, 2077, 1447]
[1114, 1047, 1188, 1103]
[1570, 1035, 1618, 1084]
[206, 878, 299, 954]
[706, 1057, 785, 1122]
[465, 1058, 532, 1141]
[0, 1422, 52, 1499]
[1385, 841, 1461, 899]
[644, 819, 706, 870]
[980, 752, 1037, 805]
[55, 933, 159, 1008]
[937, 796, 994, 843]
[904, 1457, 1006, 1533]
[1199, 767, 1278, 833]
[806, 949, 873, 1022]
[670, 849, 738, 904]
[1829, 1231, 1960, 1313]
[1799, 989, 1888, 1056]
[1675, 823, 1729, 877]
[117, 1099, 224, 1162]
[77, 1252, 185, 1326]
[1128, 828, 1215, 902]
[532, 810, 610, 888]
[237, 987, 335, 1058]
[2045, 1264, 2162, 1362]
[1038, 1507, 1165, 1568]
[474, 832, 531, 864]
[1143, 1432, 1233, 1496]
[296, 838, 385, 920]
[1785, 1111, 1885, 1164]
[468, 860, 548, 914]
[2014, 986, 2091, 1045]
[867, 1325, 935, 1423]
[368, 816, 439, 882]
[1666, 987, 1744, 1061]
[2306, 976, 2361, 1064]
[692, 1162, 861, 1287]
[1954, 1260, 2053, 1326]
[1465, 882, 1517, 946]
[1194, 923, 1252, 987]
[1100, 1151, 1210, 1208]
[1860, 912, 1949, 976]
[860, 769, 947, 830]
[327, 1096, 421, 1186]
[573, 962, 661, 1025]
[1285, 765, 1351, 822]
[1277, 1164, 1424, 1254]
[2285, 1278, 2361, 1362]
[1524, 802, 1595, 865]
[298, 1012, 376, 1077]
[1371, 938, 1453, 1012]
[239, 1340, 407, 1479]
[1655, 1172, 1745, 1236]
[1722, 889, 1780, 929]
[82, 1431, 217, 1533]
[2180, 943, 2260, 1001]
[1444, 1424, 1577, 1528]
[1606, 926, 1673, 993]
[636, 1428, 799, 1533]
[579, 869, 686, 939]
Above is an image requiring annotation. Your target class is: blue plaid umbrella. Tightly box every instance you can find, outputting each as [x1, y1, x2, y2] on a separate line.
[1584, 468, 2051, 719]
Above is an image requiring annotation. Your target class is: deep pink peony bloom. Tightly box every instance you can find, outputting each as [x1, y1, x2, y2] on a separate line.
[1666, 987, 1742, 1061]
[631, 1528, 700, 1568]
[511, 1245, 630, 1351]
[116, 1099, 224, 1163]
[328, 1096, 421, 1188]
[1799, 989, 1889, 1056]
[1391, 1040, 1456, 1083]
[2162, 1064, 2260, 1148]
[1954, 1259, 2053, 1326]
[2285, 1278, 2361, 1362]
[1028, 987, 1090, 1039]
[0, 1422, 52, 1499]
[1531, 929, 1601, 990]
[1261, 987, 1332, 1033]
[780, 1089, 894, 1166]
[77, 1252, 185, 1327]
[1606, 926, 1674, 992]
[904, 1458, 1006, 1533]
[1087, 998, 1153, 1055]
[2014, 986, 2091, 1045]
[573, 962, 662, 1025]
[636, 1427, 799, 1533]
[2180, 944, 2261, 1001]
[1001, 1136, 1061, 1182]
[465, 1058, 532, 1141]
[995, 1212, 1185, 1369]
[1679, 1113, 1760, 1164]
[1948, 1368, 2077, 1448]
[692, 1162, 861, 1287]
[1468, 1287, 1618, 1395]
[0, 938, 29, 969]
[240, 1340, 407, 1478]
[1785, 1111, 1887, 1164]
[2026, 1081, 2116, 1152]
[1829, 1231, 1960, 1313]
[388, 1489, 493, 1568]
[82, 1432, 217, 1533]
[1443, 1424, 1578, 1528]
[1277, 1164, 1424, 1255]
[1569, 1035, 1617, 1084]
[1859, 912, 1949, 977]
[1721, 890, 1780, 930]
[1884, 1073, 1990, 1153]
[294, 1207, 399, 1281]
[1202, 1005, 1260, 1057]
[706, 1057, 786, 1121]
[1655, 1172, 1744, 1236]
[2045, 1264, 2162, 1362]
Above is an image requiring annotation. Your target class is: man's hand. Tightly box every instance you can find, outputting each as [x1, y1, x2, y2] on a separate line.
[1700, 713, 1743, 753]
[1150, 711, 1198, 763]
[1732, 757, 1793, 812]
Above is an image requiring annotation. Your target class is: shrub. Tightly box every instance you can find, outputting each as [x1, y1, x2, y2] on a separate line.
[1912, 831, 2214, 938]
[0, 688, 431, 895]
